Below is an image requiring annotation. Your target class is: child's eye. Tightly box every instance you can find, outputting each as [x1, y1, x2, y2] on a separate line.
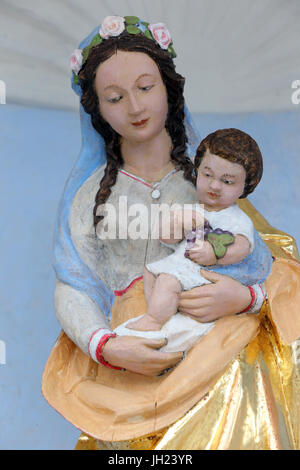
[204, 173, 212, 177]
[222, 179, 234, 185]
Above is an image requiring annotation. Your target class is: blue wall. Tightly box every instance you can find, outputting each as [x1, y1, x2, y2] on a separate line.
[0, 104, 299, 449]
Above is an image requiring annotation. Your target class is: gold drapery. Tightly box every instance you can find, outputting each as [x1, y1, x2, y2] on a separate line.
[72, 199, 300, 450]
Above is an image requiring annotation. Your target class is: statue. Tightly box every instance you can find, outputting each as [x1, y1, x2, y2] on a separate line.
[42, 15, 300, 450]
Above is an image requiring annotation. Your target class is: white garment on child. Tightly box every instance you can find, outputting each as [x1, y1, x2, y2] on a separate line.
[114, 313, 215, 353]
[114, 204, 254, 353]
[146, 203, 254, 290]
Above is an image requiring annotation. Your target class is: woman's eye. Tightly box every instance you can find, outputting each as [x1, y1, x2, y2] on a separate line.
[139, 85, 153, 91]
[204, 173, 212, 177]
[107, 95, 122, 103]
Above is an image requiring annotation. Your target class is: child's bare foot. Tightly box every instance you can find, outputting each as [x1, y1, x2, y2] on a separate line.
[127, 315, 163, 331]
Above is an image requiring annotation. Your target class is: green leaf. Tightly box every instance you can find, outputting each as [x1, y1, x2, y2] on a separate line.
[82, 35, 102, 65]
[90, 34, 102, 47]
[214, 243, 227, 259]
[141, 21, 149, 28]
[144, 30, 152, 40]
[207, 232, 235, 259]
[73, 73, 79, 85]
[126, 25, 141, 35]
[82, 46, 91, 63]
[168, 44, 177, 58]
[124, 15, 140, 25]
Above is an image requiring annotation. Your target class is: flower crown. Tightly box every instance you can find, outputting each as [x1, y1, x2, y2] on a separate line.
[70, 15, 177, 84]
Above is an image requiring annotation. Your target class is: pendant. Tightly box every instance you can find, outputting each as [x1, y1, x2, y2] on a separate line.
[151, 188, 160, 199]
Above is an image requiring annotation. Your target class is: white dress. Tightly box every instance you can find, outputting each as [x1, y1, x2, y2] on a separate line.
[114, 203, 255, 353]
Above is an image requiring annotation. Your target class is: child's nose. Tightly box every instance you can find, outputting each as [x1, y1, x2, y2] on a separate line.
[209, 178, 221, 191]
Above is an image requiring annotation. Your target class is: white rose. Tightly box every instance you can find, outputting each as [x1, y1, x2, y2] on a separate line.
[100, 16, 125, 39]
[70, 49, 83, 75]
[148, 23, 172, 50]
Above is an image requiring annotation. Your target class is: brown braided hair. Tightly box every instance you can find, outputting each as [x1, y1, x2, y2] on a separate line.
[78, 31, 196, 228]
[194, 128, 263, 198]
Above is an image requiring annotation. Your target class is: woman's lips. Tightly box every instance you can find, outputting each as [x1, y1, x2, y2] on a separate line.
[131, 118, 149, 127]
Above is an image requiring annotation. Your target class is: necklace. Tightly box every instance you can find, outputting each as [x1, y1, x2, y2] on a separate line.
[119, 168, 177, 199]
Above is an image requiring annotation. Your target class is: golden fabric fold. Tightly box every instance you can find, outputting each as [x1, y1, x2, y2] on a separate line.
[42, 282, 260, 442]
[42, 200, 300, 449]
[238, 199, 300, 261]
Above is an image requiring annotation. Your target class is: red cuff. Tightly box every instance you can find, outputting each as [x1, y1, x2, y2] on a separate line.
[96, 333, 123, 370]
[240, 286, 256, 313]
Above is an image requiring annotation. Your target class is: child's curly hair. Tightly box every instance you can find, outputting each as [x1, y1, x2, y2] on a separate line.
[194, 128, 263, 198]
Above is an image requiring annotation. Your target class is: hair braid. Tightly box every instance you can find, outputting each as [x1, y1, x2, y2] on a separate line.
[93, 136, 123, 227]
[164, 65, 196, 186]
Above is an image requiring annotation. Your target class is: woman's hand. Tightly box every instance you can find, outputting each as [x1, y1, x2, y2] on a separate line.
[102, 335, 184, 376]
[178, 270, 252, 322]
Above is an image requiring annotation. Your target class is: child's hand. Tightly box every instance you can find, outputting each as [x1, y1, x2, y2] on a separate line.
[186, 240, 217, 266]
[160, 209, 204, 243]
[182, 209, 204, 235]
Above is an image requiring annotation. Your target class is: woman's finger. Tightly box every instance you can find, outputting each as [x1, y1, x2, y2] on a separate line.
[179, 296, 212, 310]
[179, 304, 211, 314]
[179, 309, 214, 321]
[199, 269, 224, 283]
[153, 351, 185, 375]
[143, 337, 168, 349]
[179, 306, 210, 316]
[161, 350, 184, 365]
[143, 340, 184, 365]
[185, 310, 216, 321]
[141, 356, 184, 377]
[180, 283, 217, 299]
[138, 348, 184, 376]
[179, 286, 210, 300]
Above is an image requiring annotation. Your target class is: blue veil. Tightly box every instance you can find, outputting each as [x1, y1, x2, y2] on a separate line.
[53, 23, 201, 320]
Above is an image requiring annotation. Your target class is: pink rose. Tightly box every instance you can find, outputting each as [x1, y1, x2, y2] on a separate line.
[148, 23, 172, 50]
[100, 16, 125, 39]
[70, 49, 83, 74]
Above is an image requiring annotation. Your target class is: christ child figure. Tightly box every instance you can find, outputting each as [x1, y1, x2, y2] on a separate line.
[115, 128, 270, 351]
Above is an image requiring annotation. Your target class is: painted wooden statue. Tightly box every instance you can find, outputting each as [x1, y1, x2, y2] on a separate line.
[42, 15, 300, 450]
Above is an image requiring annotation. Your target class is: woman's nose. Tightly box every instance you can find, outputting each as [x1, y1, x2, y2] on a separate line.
[127, 93, 143, 116]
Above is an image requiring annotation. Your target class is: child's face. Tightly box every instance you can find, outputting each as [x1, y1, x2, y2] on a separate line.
[196, 150, 246, 211]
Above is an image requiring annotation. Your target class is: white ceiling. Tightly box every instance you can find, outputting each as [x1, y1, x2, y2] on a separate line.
[1, 0, 300, 113]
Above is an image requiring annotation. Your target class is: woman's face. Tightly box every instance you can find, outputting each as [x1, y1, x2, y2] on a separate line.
[94, 50, 169, 144]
